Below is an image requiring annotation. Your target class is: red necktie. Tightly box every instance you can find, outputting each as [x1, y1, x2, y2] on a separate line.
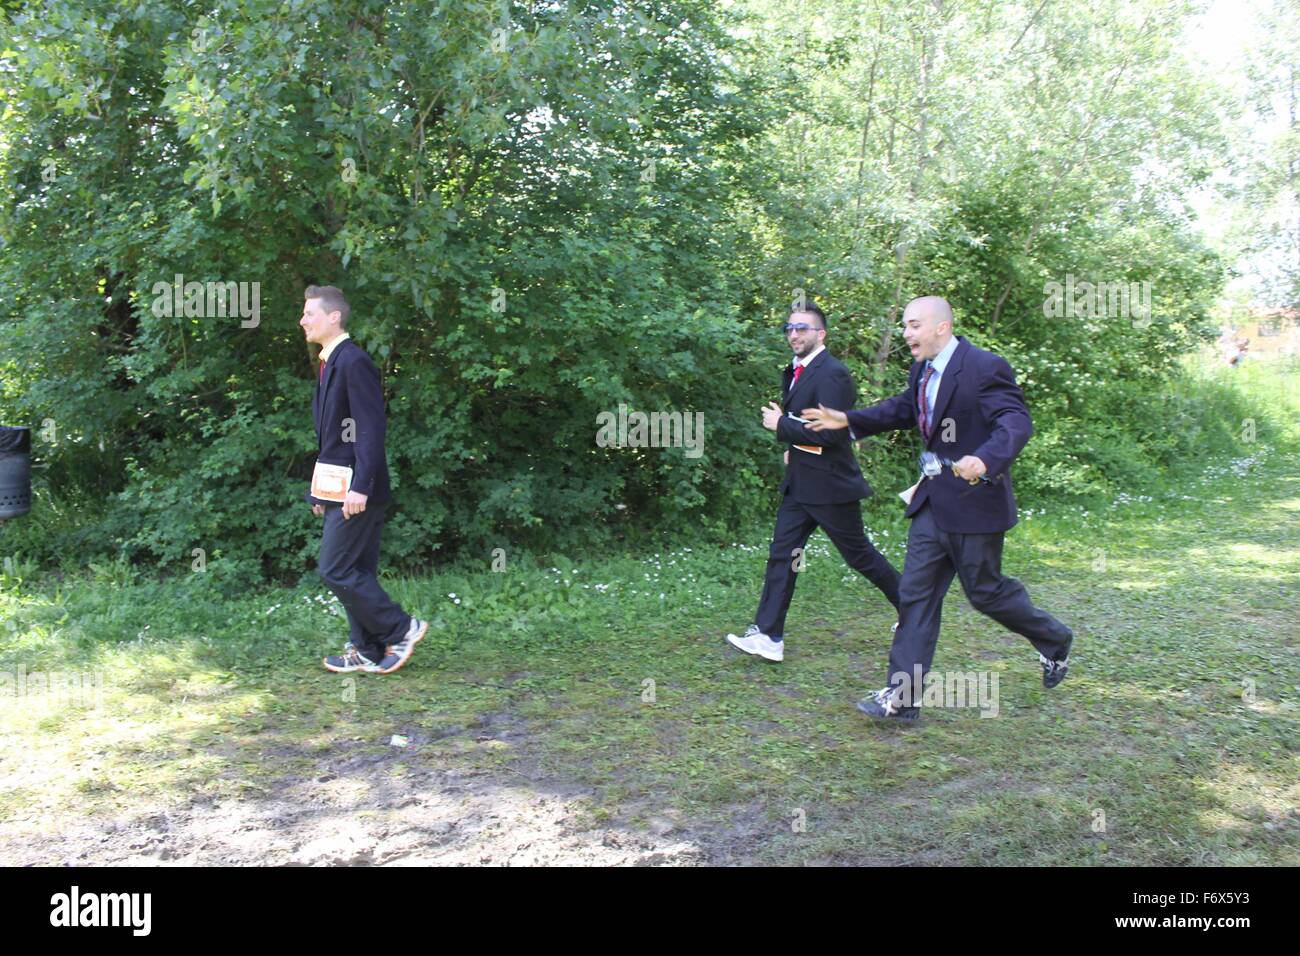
[318, 359, 326, 383]
[918, 362, 935, 440]
[792, 363, 804, 384]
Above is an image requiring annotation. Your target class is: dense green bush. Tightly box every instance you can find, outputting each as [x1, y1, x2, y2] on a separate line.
[0, 0, 1265, 586]
[1, 0, 785, 583]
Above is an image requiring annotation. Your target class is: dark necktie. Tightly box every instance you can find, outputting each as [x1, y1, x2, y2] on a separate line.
[318, 358, 326, 383]
[918, 362, 935, 440]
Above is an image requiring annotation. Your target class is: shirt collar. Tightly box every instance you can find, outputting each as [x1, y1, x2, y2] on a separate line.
[319, 332, 351, 364]
[926, 335, 959, 376]
[795, 343, 826, 369]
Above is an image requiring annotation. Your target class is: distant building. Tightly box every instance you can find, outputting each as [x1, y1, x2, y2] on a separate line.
[1241, 307, 1299, 353]
[1220, 307, 1299, 359]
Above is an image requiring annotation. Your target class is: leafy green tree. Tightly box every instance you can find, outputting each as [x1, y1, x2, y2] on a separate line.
[1, 0, 780, 581]
[0, 0, 1248, 583]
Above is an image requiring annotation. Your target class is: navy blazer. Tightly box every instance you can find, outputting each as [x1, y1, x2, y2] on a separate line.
[308, 338, 392, 506]
[844, 337, 1032, 533]
[774, 349, 873, 505]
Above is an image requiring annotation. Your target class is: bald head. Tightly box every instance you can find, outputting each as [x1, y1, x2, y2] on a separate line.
[901, 296, 955, 362]
[904, 296, 953, 325]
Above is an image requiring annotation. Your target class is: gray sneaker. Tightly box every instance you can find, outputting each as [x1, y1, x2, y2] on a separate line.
[381, 618, 428, 674]
[323, 646, 389, 674]
[1040, 652, 1069, 689]
[856, 685, 920, 721]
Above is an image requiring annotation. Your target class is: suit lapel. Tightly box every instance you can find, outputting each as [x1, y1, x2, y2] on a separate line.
[905, 362, 923, 438]
[925, 337, 967, 448]
[313, 373, 323, 444]
[315, 339, 348, 445]
[783, 350, 828, 411]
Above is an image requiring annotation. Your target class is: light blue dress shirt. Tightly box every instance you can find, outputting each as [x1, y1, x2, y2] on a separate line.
[919, 335, 960, 432]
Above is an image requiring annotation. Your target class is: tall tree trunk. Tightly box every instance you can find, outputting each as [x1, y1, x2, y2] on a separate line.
[874, 7, 942, 387]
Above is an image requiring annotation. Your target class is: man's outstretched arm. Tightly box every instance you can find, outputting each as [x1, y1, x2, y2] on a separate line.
[802, 389, 915, 438]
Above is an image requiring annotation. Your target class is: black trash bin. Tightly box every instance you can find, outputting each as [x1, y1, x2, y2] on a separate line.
[0, 426, 32, 519]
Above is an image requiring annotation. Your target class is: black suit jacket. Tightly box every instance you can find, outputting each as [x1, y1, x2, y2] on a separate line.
[844, 337, 1031, 534]
[307, 338, 392, 506]
[774, 349, 873, 505]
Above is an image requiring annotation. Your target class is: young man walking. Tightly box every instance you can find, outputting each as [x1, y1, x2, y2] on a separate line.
[300, 285, 427, 674]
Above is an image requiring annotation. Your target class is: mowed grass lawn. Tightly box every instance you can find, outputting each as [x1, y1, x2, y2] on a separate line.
[1, 356, 1296, 865]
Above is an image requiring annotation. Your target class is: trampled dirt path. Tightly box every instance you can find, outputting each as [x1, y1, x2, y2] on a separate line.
[1, 739, 705, 867]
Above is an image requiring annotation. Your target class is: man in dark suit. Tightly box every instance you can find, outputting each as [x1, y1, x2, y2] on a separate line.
[726, 300, 901, 663]
[803, 296, 1073, 719]
[300, 285, 427, 675]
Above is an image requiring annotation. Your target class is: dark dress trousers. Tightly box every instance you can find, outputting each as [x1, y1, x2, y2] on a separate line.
[753, 349, 901, 641]
[309, 338, 410, 663]
[845, 337, 1072, 698]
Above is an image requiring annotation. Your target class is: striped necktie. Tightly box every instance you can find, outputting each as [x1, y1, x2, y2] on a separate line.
[918, 362, 935, 440]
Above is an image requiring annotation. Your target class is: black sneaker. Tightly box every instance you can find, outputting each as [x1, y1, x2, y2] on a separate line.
[855, 685, 920, 722]
[1040, 652, 1070, 689]
[323, 646, 387, 674]
[380, 618, 428, 674]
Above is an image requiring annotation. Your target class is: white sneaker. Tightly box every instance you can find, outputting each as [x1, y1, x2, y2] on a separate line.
[726, 625, 784, 662]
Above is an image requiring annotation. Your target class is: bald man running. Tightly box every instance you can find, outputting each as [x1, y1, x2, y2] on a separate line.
[803, 296, 1073, 721]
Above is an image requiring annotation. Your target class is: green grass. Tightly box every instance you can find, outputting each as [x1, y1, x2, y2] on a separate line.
[1, 353, 1296, 864]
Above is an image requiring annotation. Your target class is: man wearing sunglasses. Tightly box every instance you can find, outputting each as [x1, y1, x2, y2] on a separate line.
[726, 300, 901, 663]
